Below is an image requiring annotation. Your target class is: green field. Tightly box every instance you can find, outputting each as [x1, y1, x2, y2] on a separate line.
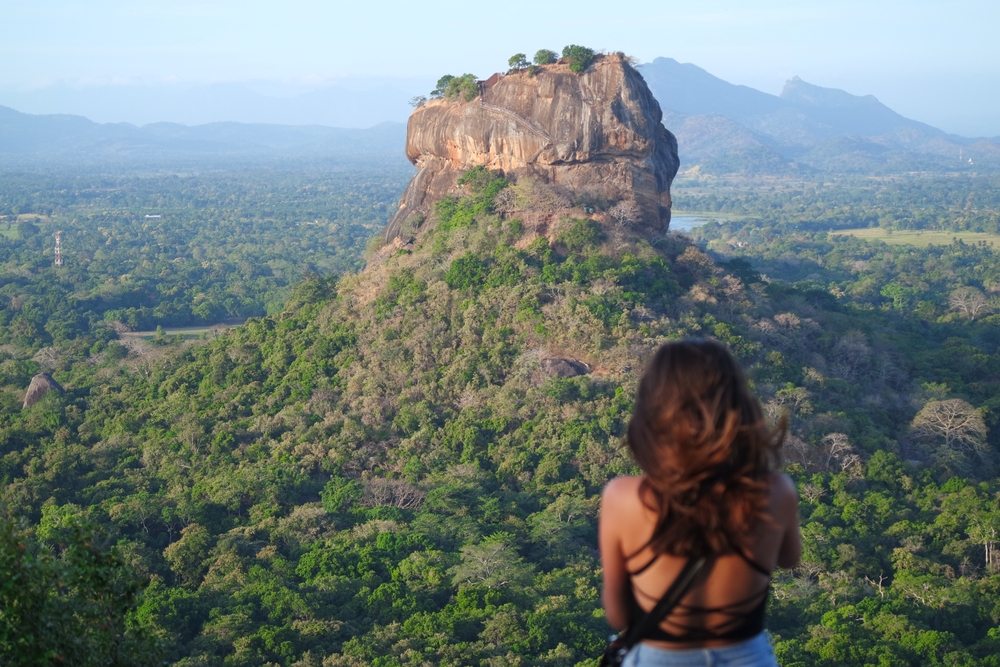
[834, 228, 1000, 248]
[118, 320, 245, 341]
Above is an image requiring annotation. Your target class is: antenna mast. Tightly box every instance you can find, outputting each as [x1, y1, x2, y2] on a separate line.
[54, 231, 63, 267]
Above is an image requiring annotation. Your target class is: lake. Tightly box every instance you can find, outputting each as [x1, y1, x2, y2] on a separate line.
[671, 215, 713, 231]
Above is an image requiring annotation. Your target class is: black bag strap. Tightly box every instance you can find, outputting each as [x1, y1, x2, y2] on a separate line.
[619, 555, 707, 651]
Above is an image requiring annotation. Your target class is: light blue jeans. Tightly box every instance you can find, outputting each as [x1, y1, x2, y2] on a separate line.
[621, 633, 779, 667]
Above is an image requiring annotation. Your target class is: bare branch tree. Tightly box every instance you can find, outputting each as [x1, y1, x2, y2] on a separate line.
[820, 433, 854, 471]
[949, 287, 989, 320]
[911, 398, 989, 466]
[800, 483, 826, 503]
[492, 187, 517, 218]
[968, 519, 1000, 571]
[828, 332, 871, 382]
[32, 346, 59, 370]
[360, 479, 425, 510]
[864, 573, 888, 599]
[608, 199, 641, 226]
[719, 275, 750, 316]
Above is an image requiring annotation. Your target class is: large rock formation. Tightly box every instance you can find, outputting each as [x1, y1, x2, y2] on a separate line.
[385, 53, 679, 240]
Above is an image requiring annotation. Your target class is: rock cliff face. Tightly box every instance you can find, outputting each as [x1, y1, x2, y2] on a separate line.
[385, 54, 679, 240]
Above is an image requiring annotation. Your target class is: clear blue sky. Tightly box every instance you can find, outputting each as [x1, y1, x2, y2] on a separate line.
[3, 0, 998, 135]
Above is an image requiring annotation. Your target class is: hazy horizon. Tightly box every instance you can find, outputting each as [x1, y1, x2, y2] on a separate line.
[3, 0, 999, 136]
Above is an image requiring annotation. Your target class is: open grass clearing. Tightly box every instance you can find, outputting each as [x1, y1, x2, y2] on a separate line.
[118, 320, 246, 341]
[834, 228, 1000, 249]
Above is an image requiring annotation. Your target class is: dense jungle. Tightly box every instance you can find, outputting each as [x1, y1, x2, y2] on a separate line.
[3, 161, 1000, 667]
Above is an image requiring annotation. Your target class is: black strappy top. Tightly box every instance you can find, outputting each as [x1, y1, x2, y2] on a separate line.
[629, 548, 771, 643]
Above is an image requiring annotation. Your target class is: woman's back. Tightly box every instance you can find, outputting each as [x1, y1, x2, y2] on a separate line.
[598, 339, 802, 664]
[600, 472, 800, 649]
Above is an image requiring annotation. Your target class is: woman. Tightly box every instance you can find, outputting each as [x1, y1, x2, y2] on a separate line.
[600, 339, 801, 666]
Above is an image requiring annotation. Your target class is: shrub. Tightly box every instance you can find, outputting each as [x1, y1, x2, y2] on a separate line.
[505, 219, 524, 239]
[457, 165, 498, 193]
[445, 253, 491, 291]
[558, 218, 604, 254]
[436, 168, 509, 231]
[561, 45, 596, 74]
[533, 49, 558, 65]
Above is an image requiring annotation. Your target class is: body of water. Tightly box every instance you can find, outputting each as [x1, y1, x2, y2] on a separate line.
[670, 215, 712, 231]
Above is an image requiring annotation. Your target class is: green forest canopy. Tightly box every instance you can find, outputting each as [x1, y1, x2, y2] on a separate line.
[2, 166, 1000, 665]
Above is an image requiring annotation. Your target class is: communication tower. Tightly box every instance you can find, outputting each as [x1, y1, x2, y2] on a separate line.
[54, 231, 63, 267]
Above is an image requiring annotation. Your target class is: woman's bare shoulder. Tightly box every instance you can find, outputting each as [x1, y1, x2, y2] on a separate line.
[601, 475, 644, 509]
[768, 471, 799, 516]
[768, 471, 798, 499]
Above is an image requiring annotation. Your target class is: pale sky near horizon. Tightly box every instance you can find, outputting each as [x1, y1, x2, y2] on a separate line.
[3, 0, 999, 135]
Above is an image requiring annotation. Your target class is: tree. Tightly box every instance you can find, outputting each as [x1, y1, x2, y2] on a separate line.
[437, 73, 478, 102]
[17, 219, 39, 237]
[608, 199, 641, 225]
[507, 53, 529, 72]
[910, 398, 989, 469]
[449, 534, 534, 589]
[163, 523, 213, 587]
[492, 188, 516, 218]
[949, 286, 989, 320]
[967, 509, 1000, 572]
[0, 514, 160, 666]
[409, 95, 427, 108]
[533, 49, 558, 65]
[828, 331, 871, 382]
[561, 45, 596, 73]
[431, 75, 454, 98]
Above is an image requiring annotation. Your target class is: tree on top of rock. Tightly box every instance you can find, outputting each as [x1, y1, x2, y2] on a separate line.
[508, 53, 529, 72]
[562, 45, 596, 73]
[431, 74, 479, 102]
[533, 49, 558, 65]
[430, 75, 453, 98]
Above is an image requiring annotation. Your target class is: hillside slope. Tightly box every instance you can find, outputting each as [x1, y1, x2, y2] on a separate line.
[3, 158, 1000, 664]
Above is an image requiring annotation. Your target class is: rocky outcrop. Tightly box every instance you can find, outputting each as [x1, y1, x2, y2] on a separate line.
[540, 358, 591, 378]
[23, 372, 64, 408]
[385, 53, 679, 240]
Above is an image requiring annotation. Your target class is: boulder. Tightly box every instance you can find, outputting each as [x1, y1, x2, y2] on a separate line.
[23, 372, 64, 408]
[540, 357, 591, 378]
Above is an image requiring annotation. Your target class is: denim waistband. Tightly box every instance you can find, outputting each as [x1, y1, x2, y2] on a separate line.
[621, 632, 778, 667]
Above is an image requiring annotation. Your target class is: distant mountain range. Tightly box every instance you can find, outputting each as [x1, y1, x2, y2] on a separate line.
[0, 105, 408, 167]
[2, 58, 999, 173]
[0, 81, 419, 129]
[638, 57, 1000, 173]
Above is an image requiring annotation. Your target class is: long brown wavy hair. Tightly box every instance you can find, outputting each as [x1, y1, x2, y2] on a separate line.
[626, 339, 784, 557]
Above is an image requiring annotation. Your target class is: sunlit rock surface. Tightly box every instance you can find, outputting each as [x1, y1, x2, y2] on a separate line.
[385, 53, 679, 240]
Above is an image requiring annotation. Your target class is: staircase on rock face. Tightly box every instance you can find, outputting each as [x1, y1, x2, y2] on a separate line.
[478, 100, 553, 144]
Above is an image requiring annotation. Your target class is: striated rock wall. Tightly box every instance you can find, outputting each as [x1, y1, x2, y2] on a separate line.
[385, 53, 679, 240]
